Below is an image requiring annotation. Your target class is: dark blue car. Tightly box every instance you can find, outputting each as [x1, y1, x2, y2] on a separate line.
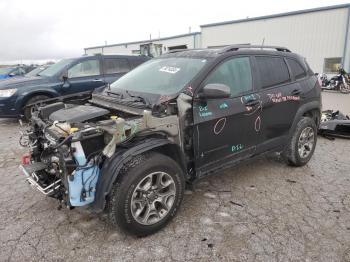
[0, 54, 149, 119]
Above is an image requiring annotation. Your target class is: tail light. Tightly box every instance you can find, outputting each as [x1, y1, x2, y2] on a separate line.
[21, 154, 31, 165]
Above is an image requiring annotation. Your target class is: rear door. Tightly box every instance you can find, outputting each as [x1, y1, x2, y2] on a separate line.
[65, 58, 105, 94]
[285, 57, 310, 99]
[193, 56, 260, 176]
[254, 56, 300, 152]
[102, 58, 131, 84]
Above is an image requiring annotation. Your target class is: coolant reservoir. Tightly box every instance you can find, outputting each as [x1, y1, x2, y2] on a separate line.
[68, 141, 100, 206]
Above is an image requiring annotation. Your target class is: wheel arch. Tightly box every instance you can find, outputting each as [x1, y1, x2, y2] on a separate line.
[289, 101, 321, 139]
[149, 143, 187, 174]
[302, 108, 321, 127]
[92, 137, 186, 212]
[19, 90, 58, 112]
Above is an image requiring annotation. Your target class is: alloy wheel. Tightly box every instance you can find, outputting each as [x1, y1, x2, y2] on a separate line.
[298, 127, 315, 159]
[131, 171, 176, 225]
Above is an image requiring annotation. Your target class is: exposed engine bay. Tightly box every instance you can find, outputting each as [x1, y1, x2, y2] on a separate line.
[19, 93, 192, 208]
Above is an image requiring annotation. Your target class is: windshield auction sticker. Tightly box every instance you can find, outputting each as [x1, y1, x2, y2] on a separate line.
[159, 66, 181, 74]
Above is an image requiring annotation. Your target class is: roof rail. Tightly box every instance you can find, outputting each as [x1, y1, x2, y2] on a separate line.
[219, 45, 291, 53]
[165, 48, 208, 54]
[166, 49, 188, 54]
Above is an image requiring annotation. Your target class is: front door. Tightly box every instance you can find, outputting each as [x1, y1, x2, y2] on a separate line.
[193, 56, 260, 176]
[64, 59, 105, 94]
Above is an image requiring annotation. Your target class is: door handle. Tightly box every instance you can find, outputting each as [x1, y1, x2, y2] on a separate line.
[93, 79, 103, 82]
[291, 89, 301, 95]
[245, 100, 260, 107]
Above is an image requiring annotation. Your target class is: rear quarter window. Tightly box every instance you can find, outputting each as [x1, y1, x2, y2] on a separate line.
[103, 58, 131, 74]
[286, 58, 307, 80]
[256, 56, 290, 88]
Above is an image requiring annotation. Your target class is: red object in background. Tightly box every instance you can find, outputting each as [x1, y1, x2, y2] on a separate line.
[21, 154, 31, 165]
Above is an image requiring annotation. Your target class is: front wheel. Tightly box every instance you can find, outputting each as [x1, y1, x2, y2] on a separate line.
[23, 95, 50, 120]
[107, 152, 185, 236]
[283, 117, 317, 167]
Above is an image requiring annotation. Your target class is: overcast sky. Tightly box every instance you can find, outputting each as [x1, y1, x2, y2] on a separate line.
[0, 0, 348, 64]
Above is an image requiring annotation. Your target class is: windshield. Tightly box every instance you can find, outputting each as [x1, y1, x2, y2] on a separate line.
[110, 57, 207, 95]
[38, 59, 73, 77]
[26, 66, 48, 77]
[0, 68, 14, 75]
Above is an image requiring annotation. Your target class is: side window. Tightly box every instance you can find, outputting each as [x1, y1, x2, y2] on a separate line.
[286, 58, 307, 80]
[204, 57, 252, 97]
[256, 56, 290, 88]
[103, 58, 131, 74]
[68, 60, 100, 78]
[324, 57, 341, 73]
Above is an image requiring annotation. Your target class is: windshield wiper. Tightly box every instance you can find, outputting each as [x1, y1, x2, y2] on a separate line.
[106, 89, 124, 99]
[125, 90, 151, 107]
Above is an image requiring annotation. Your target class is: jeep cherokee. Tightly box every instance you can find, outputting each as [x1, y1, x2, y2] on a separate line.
[19, 45, 321, 236]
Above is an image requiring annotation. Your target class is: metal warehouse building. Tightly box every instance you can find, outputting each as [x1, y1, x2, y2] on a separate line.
[201, 4, 350, 74]
[85, 3, 350, 74]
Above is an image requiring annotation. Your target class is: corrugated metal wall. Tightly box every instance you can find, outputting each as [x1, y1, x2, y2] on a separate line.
[201, 8, 349, 73]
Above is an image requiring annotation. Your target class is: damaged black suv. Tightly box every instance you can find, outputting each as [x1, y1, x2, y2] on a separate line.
[20, 45, 321, 236]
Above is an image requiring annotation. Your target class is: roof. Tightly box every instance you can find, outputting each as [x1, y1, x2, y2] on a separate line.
[159, 45, 301, 59]
[201, 3, 350, 28]
[85, 32, 201, 51]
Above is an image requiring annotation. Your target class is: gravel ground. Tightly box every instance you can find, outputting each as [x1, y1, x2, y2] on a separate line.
[0, 92, 350, 262]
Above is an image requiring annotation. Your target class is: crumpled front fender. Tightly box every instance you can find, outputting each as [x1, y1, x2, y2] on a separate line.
[92, 137, 174, 212]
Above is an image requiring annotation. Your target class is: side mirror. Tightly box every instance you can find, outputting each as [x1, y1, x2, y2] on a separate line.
[61, 70, 68, 82]
[199, 83, 231, 99]
[61, 70, 70, 88]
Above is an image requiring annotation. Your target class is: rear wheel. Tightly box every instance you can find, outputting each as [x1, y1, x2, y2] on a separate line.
[107, 152, 185, 236]
[23, 95, 50, 120]
[283, 117, 317, 166]
[340, 83, 350, 94]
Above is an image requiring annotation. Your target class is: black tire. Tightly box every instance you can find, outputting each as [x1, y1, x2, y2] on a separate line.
[339, 83, 350, 94]
[283, 117, 317, 167]
[107, 152, 185, 236]
[23, 95, 50, 120]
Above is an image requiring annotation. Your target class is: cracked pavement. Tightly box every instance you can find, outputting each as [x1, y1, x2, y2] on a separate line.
[0, 92, 350, 262]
